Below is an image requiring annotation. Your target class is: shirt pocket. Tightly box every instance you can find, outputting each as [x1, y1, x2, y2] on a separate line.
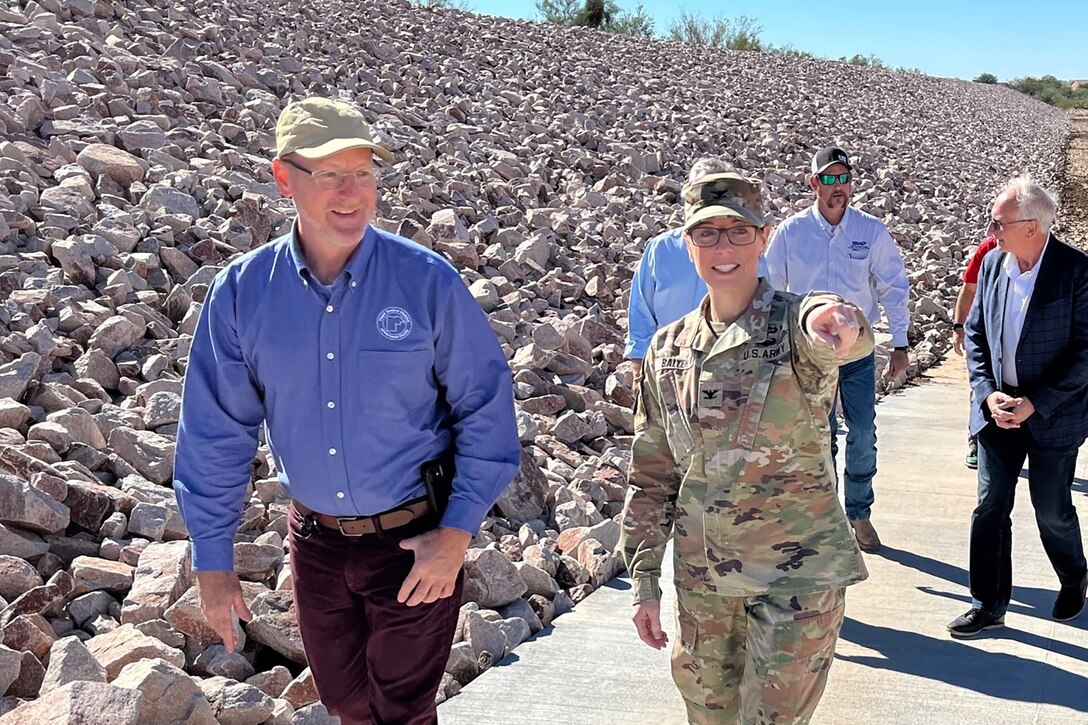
[658, 372, 697, 464]
[846, 242, 870, 261]
[358, 349, 435, 418]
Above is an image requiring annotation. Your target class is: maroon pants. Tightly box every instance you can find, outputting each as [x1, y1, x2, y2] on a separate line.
[288, 506, 463, 725]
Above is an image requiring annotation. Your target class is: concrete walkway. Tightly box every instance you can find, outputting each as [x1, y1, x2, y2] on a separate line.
[439, 358, 1088, 725]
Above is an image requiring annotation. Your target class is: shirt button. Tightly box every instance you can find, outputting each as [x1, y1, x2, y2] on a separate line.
[327, 401, 335, 409]
[326, 305, 334, 313]
[329, 448, 337, 456]
[326, 352, 335, 360]
[337, 491, 345, 499]
[351, 281, 357, 288]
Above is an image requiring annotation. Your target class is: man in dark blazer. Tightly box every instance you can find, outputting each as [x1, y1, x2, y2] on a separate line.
[950, 177, 1088, 638]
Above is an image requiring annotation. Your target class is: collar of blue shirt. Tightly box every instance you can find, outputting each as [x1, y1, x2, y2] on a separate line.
[286, 221, 378, 287]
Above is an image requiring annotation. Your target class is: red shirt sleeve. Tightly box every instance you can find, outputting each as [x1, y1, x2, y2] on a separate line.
[962, 236, 999, 284]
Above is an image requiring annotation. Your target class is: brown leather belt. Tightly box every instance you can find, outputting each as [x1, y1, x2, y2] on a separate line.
[293, 498, 432, 537]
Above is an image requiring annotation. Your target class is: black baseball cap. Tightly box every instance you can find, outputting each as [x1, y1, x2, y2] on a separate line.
[810, 147, 852, 174]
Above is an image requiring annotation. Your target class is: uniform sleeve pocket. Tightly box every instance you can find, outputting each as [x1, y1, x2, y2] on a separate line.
[358, 349, 435, 418]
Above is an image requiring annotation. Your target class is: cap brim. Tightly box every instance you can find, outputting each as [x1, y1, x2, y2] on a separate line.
[684, 205, 765, 231]
[812, 160, 852, 174]
[290, 138, 395, 163]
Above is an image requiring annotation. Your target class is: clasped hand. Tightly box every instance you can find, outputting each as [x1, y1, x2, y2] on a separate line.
[986, 391, 1034, 429]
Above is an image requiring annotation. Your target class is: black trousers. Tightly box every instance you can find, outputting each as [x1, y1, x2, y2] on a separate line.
[970, 424, 1087, 614]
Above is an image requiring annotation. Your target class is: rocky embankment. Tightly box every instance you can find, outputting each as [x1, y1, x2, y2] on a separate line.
[0, 0, 1073, 722]
[1057, 110, 1088, 245]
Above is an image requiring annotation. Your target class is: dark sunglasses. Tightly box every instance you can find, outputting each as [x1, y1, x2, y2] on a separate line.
[817, 172, 851, 186]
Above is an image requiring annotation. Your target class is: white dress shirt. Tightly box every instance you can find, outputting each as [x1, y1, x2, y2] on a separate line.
[1000, 242, 1048, 387]
[764, 205, 911, 347]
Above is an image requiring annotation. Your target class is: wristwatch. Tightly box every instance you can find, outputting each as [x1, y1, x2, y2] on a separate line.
[893, 346, 908, 352]
[952, 323, 964, 331]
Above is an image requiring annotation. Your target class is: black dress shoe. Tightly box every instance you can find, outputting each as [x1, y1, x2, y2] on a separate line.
[948, 607, 1005, 638]
[1052, 580, 1088, 622]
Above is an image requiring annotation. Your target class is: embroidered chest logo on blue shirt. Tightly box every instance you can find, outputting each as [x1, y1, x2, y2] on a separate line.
[377, 307, 412, 340]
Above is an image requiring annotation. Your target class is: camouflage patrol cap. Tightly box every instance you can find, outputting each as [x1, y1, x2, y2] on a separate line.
[681, 173, 767, 230]
[276, 97, 394, 162]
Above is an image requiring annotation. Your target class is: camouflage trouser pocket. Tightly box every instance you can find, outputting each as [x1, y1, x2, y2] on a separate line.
[677, 597, 699, 653]
[768, 603, 843, 672]
[671, 590, 747, 722]
[745, 589, 846, 724]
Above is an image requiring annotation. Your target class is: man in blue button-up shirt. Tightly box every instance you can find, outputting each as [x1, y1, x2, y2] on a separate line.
[173, 97, 520, 724]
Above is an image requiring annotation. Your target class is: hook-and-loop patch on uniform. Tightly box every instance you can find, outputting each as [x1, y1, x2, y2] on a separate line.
[698, 383, 724, 409]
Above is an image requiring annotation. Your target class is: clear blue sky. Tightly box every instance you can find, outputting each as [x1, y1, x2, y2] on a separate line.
[462, 0, 1085, 82]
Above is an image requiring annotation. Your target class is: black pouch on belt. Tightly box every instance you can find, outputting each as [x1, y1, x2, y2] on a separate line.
[420, 451, 456, 517]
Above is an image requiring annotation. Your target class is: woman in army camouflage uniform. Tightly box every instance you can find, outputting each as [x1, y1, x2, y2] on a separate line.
[619, 171, 874, 724]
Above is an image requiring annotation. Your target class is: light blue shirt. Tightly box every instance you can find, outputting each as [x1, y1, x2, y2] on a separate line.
[174, 225, 521, 571]
[625, 228, 707, 359]
[625, 227, 768, 359]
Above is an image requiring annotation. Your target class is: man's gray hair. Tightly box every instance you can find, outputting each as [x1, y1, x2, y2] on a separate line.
[1005, 176, 1058, 233]
[687, 158, 736, 184]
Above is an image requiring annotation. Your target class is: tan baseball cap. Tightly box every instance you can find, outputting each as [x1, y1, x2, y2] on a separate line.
[681, 173, 767, 230]
[275, 97, 394, 162]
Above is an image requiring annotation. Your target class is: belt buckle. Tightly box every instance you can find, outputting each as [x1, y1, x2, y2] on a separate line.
[336, 516, 367, 537]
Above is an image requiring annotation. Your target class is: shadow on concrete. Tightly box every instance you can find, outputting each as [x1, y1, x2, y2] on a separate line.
[916, 584, 1061, 621]
[876, 545, 969, 588]
[915, 585, 1088, 634]
[837, 618, 1088, 711]
[1001, 624, 1088, 654]
[875, 546, 1071, 621]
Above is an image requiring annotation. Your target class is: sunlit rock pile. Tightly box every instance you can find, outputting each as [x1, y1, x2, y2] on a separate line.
[0, 0, 1072, 720]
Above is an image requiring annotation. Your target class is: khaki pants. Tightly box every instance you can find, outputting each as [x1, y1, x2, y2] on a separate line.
[672, 587, 846, 725]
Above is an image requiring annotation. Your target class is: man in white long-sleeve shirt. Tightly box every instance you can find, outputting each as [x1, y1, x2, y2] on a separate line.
[764, 146, 910, 553]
